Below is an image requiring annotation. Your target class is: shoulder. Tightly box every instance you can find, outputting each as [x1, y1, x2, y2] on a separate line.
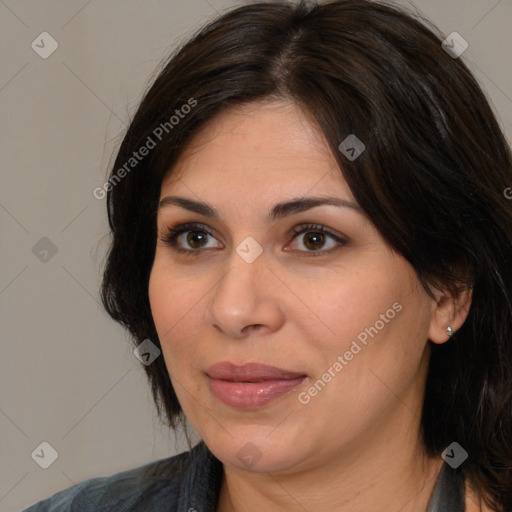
[22, 442, 217, 512]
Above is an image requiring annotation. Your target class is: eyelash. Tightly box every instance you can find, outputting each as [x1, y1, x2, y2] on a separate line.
[160, 222, 348, 258]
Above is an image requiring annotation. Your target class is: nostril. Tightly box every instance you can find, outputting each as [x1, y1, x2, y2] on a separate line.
[243, 324, 264, 334]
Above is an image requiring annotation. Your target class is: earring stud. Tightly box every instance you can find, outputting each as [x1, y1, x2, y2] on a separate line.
[446, 326, 454, 337]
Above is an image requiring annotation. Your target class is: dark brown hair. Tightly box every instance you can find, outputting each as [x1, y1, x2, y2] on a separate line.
[100, 1, 512, 509]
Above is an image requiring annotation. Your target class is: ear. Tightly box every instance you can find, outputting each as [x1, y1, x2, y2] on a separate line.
[427, 285, 473, 344]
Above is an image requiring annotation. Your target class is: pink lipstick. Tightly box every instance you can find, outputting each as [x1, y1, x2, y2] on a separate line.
[206, 362, 307, 408]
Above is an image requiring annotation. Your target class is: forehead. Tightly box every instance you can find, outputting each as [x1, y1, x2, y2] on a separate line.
[160, 100, 354, 202]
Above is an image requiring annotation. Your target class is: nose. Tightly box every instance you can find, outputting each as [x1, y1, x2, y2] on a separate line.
[204, 246, 285, 339]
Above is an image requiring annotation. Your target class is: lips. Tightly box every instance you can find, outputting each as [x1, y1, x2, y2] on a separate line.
[206, 362, 307, 408]
[206, 362, 306, 382]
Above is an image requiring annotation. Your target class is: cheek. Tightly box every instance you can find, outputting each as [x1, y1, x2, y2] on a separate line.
[297, 270, 403, 356]
[296, 289, 431, 429]
[148, 263, 204, 365]
[299, 265, 431, 389]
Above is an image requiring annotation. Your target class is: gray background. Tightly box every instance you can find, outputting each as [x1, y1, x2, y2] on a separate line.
[1, 0, 510, 510]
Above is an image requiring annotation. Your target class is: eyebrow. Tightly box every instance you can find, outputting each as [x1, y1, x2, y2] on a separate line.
[158, 195, 363, 222]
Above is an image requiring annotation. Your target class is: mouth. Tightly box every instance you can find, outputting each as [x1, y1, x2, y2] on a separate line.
[205, 362, 308, 408]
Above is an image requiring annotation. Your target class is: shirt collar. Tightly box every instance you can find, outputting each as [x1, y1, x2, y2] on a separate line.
[177, 441, 223, 512]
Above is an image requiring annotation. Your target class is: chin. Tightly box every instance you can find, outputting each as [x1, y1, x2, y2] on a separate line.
[200, 422, 312, 473]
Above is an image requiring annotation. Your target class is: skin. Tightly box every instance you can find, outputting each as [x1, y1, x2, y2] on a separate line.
[148, 100, 477, 511]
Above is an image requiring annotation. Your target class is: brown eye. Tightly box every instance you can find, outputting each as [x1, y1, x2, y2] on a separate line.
[161, 222, 223, 255]
[302, 232, 327, 251]
[185, 231, 209, 248]
[287, 224, 348, 257]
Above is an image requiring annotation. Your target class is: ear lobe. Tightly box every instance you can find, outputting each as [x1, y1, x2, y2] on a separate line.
[427, 286, 473, 345]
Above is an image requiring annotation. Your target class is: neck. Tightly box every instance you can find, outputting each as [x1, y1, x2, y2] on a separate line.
[218, 449, 442, 512]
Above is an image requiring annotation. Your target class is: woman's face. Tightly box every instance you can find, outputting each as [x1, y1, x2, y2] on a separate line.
[149, 100, 441, 474]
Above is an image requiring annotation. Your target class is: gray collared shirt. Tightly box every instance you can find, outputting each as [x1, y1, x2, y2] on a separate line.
[22, 441, 223, 511]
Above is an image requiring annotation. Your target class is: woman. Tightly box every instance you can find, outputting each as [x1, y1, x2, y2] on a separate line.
[24, 0, 512, 510]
